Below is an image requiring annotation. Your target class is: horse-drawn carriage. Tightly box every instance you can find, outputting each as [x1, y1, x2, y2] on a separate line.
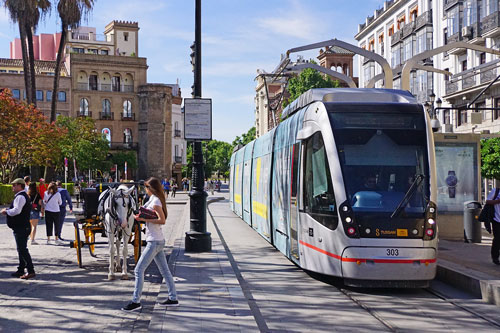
[71, 182, 147, 280]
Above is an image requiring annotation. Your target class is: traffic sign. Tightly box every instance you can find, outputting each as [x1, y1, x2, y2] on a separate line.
[184, 98, 212, 141]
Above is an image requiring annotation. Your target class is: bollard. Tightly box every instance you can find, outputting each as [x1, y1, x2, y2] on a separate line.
[464, 201, 482, 243]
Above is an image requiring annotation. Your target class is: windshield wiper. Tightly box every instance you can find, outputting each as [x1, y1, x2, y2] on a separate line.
[390, 174, 424, 219]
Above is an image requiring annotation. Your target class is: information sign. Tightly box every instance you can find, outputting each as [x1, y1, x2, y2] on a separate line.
[184, 98, 212, 140]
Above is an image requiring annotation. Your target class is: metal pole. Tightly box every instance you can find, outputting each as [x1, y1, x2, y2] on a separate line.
[185, 0, 211, 252]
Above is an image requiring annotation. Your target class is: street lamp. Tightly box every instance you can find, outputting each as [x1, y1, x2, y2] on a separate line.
[428, 92, 441, 132]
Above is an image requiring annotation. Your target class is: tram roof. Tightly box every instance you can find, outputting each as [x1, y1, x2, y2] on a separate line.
[281, 88, 417, 119]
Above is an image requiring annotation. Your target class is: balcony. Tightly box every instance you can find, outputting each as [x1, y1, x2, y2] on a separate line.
[444, 0, 459, 11]
[445, 59, 500, 96]
[402, 21, 415, 39]
[175, 156, 182, 163]
[77, 83, 134, 93]
[415, 10, 432, 31]
[121, 113, 136, 121]
[99, 112, 114, 120]
[77, 111, 92, 117]
[70, 32, 112, 43]
[110, 142, 138, 150]
[481, 11, 500, 38]
[174, 129, 182, 137]
[391, 29, 402, 46]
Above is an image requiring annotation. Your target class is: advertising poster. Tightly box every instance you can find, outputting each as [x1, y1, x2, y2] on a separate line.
[435, 143, 477, 212]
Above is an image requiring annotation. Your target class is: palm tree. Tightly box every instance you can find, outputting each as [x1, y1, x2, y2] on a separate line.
[50, 0, 94, 123]
[3, 0, 51, 107]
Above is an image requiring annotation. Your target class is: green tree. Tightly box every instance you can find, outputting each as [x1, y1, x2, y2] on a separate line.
[111, 151, 137, 177]
[481, 138, 500, 180]
[55, 115, 109, 174]
[232, 127, 256, 147]
[284, 67, 340, 107]
[51, 0, 94, 123]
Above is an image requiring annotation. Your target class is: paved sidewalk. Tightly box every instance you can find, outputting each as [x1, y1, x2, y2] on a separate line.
[0, 193, 189, 332]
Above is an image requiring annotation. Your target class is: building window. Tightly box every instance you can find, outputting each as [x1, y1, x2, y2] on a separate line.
[175, 121, 179, 130]
[124, 32, 129, 41]
[458, 109, 468, 126]
[80, 98, 89, 116]
[102, 128, 111, 144]
[58, 91, 66, 102]
[8, 70, 17, 73]
[388, 25, 394, 36]
[101, 49, 109, 55]
[397, 15, 406, 30]
[102, 99, 111, 115]
[463, 0, 478, 27]
[123, 128, 132, 144]
[88, 48, 98, 54]
[410, 6, 418, 22]
[447, 6, 460, 35]
[89, 74, 98, 90]
[0, 69, 6, 73]
[482, 0, 498, 18]
[12, 89, 20, 99]
[123, 99, 132, 117]
[443, 28, 448, 45]
[175, 145, 179, 157]
[112, 76, 121, 92]
[36, 90, 43, 101]
[495, 98, 500, 120]
[462, 60, 468, 71]
[444, 110, 451, 125]
[444, 68, 450, 81]
[391, 44, 401, 67]
[403, 37, 413, 62]
[72, 47, 84, 54]
[47, 90, 52, 101]
[480, 52, 486, 64]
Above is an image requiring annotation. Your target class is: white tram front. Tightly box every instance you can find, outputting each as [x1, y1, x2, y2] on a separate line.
[230, 88, 437, 287]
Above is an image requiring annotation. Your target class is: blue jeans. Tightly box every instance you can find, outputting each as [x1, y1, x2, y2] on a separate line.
[132, 240, 177, 303]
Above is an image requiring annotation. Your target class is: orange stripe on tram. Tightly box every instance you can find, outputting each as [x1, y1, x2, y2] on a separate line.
[299, 240, 436, 264]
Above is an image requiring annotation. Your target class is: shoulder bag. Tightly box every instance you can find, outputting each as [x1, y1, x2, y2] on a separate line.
[479, 188, 500, 233]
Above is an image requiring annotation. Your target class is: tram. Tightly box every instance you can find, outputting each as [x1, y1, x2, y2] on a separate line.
[230, 88, 438, 287]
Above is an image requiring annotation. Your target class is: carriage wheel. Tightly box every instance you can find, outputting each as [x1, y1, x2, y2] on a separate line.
[73, 222, 83, 268]
[133, 221, 142, 263]
[88, 230, 96, 258]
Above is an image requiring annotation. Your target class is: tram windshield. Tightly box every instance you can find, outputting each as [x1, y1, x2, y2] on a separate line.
[328, 106, 430, 216]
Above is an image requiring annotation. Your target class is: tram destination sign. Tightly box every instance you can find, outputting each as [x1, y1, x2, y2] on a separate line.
[184, 98, 212, 141]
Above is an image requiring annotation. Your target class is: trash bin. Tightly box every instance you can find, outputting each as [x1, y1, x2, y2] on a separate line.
[464, 201, 482, 243]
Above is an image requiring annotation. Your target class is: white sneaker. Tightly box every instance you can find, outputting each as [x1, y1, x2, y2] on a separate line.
[55, 239, 64, 245]
[31, 240, 38, 245]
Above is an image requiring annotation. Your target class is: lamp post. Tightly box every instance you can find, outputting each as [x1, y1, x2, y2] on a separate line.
[427, 92, 441, 132]
[185, 0, 212, 252]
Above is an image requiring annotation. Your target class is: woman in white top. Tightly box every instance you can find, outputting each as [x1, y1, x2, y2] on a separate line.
[122, 177, 178, 312]
[43, 182, 62, 245]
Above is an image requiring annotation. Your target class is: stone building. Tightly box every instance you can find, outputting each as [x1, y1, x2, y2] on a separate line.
[317, 46, 359, 88]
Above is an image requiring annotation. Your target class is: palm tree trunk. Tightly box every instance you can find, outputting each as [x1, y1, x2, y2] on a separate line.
[18, 20, 31, 104]
[26, 25, 37, 108]
[50, 22, 67, 123]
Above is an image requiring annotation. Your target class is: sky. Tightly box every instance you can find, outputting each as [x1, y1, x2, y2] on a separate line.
[0, 0, 383, 143]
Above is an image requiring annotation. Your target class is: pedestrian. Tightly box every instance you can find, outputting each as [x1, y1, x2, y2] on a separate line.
[28, 183, 42, 245]
[487, 185, 500, 265]
[56, 181, 73, 241]
[24, 176, 31, 192]
[209, 179, 215, 195]
[172, 181, 177, 198]
[37, 178, 48, 219]
[0, 178, 36, 279]
[122, 177, 178, 312]
[43, 182, 62, 245]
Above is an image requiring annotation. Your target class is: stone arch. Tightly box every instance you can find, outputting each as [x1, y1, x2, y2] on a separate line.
[124, 73, 134, 92]
[101, 72, 111, 91]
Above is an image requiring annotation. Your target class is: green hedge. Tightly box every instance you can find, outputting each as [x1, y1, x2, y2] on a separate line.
[0, 185, 14, 205]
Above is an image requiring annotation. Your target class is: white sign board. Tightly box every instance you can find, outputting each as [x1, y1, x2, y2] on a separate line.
[184, 98, 212, 140]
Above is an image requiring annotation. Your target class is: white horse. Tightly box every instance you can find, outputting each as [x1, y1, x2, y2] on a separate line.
[98, 185, 137, 280]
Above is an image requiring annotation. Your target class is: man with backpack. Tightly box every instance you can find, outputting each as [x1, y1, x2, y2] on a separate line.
[486, 186, 500, 265]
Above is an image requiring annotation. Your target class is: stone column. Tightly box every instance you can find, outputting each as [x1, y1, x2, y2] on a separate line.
[138, 84, 173, 180]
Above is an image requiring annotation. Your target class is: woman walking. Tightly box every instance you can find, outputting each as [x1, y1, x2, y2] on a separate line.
[28, 183, 42, 245]
[43, 182, 62, 245]
[122, 177, 178, 312]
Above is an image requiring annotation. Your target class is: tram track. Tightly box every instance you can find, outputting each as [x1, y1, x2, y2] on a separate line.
[332, 281, 500, 332]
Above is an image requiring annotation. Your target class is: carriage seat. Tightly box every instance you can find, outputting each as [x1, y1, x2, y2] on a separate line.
[82, 188, 99, 218]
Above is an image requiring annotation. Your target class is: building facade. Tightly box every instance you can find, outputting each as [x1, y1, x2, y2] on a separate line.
[356, 0, 500, 134]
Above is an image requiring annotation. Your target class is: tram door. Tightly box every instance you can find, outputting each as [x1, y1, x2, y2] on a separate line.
[290, 143, 301, 261]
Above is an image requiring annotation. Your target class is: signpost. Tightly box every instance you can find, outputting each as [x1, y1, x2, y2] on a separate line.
[64, 157, 68, 189]
[184, 98, 212, 140]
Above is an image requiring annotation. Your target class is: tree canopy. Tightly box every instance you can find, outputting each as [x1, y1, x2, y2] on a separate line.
[231, 127, 256, 147]
[0, 89, 63, 182]
[284, 67, 340, 107]
[481, 137, 500, 180]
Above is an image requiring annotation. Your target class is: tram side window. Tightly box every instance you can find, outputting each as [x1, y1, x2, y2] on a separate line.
[303, 132, 338, 230]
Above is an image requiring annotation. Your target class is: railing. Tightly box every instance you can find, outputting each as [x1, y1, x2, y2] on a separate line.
[77, 82, 134, 93]
[121, 113, 136, 121]
[391, 29, 402, 46]
[444, 0, 459, 11]
[70, 32, 111, 43]
[123, 85, 134, 92]
[77, 83, 88, 90]
[77, 111, 92, 117]
[481, 11, 500, 35]
[415, 10, 432, 31]
[174, 129, 181, 137]
[101, 84, 111, 92]
[99, 112, 114, 120]
[445, 59, 500, 95]
[110, 142, 138, 150]
[175, 156, 182, 163]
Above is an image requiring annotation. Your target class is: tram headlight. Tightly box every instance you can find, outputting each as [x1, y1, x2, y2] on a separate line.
[365, 228, 371, 234]
[412, 229, 419, 235]
[427, 218, 435, 225]
[345, 217, 352, 223]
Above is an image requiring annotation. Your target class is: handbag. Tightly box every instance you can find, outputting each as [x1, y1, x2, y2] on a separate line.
[479, 188, 500, 233]
[138, 206, 158, 220]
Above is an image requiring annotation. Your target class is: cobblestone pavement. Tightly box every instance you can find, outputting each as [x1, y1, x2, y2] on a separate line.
[0, 195, 188, 332]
